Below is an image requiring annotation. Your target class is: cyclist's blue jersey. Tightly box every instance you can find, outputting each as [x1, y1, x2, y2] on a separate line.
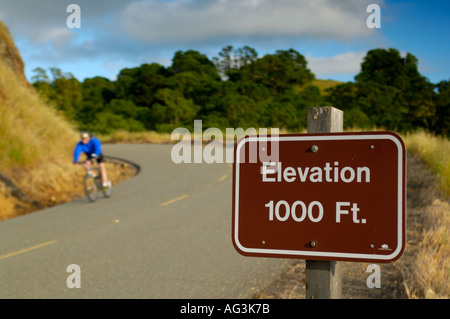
[73, 137, 102, 163]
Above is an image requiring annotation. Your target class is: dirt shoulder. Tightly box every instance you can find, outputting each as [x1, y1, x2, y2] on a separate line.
[254, 152, 445, 299]
[0, 156, 138, 220]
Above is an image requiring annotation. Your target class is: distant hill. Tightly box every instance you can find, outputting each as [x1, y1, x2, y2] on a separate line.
[311, 79, 343, 95]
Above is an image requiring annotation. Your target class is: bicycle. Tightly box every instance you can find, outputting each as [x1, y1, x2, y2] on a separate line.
[78, 159, 112, 202]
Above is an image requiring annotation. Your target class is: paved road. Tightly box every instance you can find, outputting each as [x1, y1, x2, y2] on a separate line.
[0, 144, 293, 298]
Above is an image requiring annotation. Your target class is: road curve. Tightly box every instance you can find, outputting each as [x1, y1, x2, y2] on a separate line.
[0, 143, 293, 298]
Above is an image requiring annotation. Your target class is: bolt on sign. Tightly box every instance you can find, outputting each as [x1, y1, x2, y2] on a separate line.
[232, 132, 406, 263]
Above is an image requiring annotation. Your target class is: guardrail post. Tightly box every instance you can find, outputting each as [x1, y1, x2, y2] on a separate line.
[305, 106, 343, 299]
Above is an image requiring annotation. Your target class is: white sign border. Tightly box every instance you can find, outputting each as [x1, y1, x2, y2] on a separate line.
[233, 133, 406, 261]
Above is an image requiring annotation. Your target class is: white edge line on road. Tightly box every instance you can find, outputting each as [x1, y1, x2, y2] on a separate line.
[160, 194, 189, 207]
[0, 240, 57, 261]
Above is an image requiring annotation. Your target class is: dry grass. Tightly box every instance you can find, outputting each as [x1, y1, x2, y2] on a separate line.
[0, 185, 16, 220]
[401, 198, 450, 299]
[0, 57, 81, 219]
[0, 61, 78, 168]
[98, 130, 174, 144]
[400, 132, 449, 299]
[404, 131, 450, 199]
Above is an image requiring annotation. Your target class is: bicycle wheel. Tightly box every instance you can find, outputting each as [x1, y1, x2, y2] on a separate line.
[83, 174, 98, 202]
[101, 179, 112, 198]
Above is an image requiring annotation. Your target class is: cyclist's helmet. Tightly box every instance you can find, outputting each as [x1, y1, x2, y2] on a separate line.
[80, 131, 90, 140]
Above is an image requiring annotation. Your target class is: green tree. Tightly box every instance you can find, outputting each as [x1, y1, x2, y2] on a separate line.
[326, 83, 365, 128]
[31, 67, 53, 101]
[115, 63, 170, 108]
[151, 88, 199, 131]
[31, 67, 50, 83]
[32, 67, 83, 121]
[169, 50, 222, 119]
[266, 94, 300, 129]
[213, 45, 234, 76]
[213, 45, 258, 79]
[240, 49, 314, 94]
[82, 76, 115, 106]
[433, 80, 450, 136]
[328, 48, 437, 132]
[355, 48, 435, 131]
[171, 50, 220, 80]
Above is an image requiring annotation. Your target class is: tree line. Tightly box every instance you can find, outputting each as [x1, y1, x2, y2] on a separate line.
[31, 46, 449, 136]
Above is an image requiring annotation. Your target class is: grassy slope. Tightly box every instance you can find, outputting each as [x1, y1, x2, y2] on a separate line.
[404, 131, 450, 199]
[0, 22, 82, 220]
[0, 61, 78, 168]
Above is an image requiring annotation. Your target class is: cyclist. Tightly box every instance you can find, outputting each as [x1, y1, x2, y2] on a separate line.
[73, 131, 109, 188]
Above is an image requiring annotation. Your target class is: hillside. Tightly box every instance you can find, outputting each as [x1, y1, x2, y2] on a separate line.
[0, 21, 82, 219]
[311, 79, 343, 95]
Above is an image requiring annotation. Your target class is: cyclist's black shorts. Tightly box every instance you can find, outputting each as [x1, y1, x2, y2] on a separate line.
[88, 153, 105, 163]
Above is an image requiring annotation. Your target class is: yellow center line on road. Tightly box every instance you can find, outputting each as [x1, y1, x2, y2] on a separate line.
[160, 194, 188, 207]
[0, 240, 57, 261]
[218, 174, 228, 182]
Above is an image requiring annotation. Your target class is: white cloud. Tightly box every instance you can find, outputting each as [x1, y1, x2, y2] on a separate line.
[38, 27, 74, 46]
[307, 52, 366, 77]
[0, 0, 384, 81]
[122, 0, 381, 44]
[0, 0, 132, 44]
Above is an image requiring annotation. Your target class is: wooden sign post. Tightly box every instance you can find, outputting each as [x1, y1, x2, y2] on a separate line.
[305, 107, 343, 299]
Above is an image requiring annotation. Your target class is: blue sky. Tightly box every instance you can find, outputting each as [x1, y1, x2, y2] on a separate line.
[0, 0, 448, 84]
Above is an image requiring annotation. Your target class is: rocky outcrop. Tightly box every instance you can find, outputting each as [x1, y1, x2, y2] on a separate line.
[0, 21, 27, 85]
